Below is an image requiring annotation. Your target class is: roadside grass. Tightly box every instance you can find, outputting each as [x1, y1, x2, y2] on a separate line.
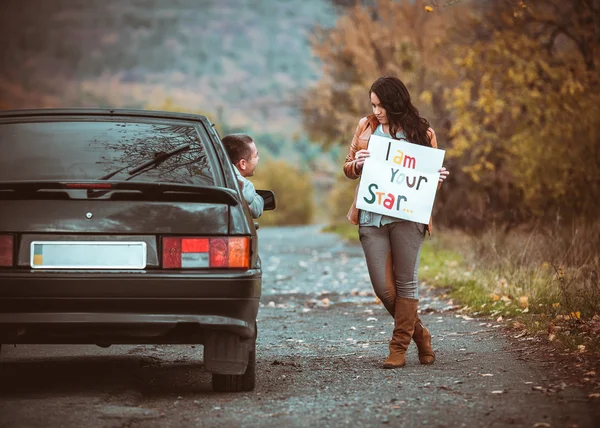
[321, 222, 358, 242]
[419, 227, 600, 354]
[324, 222, 600, 354]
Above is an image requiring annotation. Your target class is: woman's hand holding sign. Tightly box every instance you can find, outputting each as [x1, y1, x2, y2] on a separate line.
[438, 166, 449, 183]
[355, 149, 371, 171]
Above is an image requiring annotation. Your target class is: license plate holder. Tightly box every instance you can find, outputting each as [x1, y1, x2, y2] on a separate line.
[30, 241, 147, 269]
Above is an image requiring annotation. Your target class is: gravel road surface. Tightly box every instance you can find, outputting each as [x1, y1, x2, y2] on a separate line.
[0, 226, 597, 428]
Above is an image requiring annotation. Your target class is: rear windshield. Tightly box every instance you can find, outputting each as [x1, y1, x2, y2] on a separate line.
[0, 119, 215, 185]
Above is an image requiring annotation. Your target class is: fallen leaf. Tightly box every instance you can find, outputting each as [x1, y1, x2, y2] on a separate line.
[490, 390, 504, 394]
[480, 373, 494, 377]
[519, 296, 529, 308]
[577, 344, 586, 352]
[548, 333, 556, 341]
[496, 316, 503, 322]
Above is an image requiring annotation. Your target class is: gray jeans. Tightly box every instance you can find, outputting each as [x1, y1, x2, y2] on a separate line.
[358, 221, 425, 316]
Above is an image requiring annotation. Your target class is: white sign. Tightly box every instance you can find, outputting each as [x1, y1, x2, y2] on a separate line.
[356, 134, 445, 224]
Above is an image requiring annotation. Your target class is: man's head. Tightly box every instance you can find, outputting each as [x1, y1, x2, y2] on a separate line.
[222, 134, 259, 177]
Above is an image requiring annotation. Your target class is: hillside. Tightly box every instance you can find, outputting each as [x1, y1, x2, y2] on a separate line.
[0, 0, 338, 135]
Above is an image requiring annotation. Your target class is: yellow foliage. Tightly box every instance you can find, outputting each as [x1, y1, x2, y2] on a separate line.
[304, 0, 600, 228]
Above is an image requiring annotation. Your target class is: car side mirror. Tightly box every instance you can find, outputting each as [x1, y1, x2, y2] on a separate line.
[256, 190, 276, 211]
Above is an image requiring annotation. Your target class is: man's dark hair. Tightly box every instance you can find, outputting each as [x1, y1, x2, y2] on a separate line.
[222, 134, 254, 164]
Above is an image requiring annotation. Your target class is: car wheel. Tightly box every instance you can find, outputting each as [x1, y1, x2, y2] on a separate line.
[211, 342, 256, 392]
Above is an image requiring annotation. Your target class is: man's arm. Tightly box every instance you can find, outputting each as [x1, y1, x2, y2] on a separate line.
[233, 165, 264, 218]
[241, 177, 264, 219]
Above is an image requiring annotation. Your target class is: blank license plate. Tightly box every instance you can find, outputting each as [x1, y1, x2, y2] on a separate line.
[30, 241, 147, 269]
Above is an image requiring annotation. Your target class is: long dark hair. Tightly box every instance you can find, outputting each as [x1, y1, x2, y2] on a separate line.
[370, 76, 432, 147]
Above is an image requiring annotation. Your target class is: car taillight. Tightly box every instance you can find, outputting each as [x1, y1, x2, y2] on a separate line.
[162, 237, 250, 269]
[0, 234, 14, 267]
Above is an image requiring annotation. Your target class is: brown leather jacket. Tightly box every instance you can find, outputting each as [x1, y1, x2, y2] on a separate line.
[343, 114, 441, 235]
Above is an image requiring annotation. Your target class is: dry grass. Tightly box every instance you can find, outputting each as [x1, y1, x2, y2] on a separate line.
[420, 220, 600, 352]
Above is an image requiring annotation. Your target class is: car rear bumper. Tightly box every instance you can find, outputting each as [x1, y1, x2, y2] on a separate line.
[0, 269, 261, 344]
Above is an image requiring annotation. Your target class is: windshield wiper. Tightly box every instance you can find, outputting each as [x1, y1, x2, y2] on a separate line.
[97, 143, 191, 180]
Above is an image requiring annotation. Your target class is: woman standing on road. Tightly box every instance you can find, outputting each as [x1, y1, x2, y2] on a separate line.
[344, 76, 449, 369]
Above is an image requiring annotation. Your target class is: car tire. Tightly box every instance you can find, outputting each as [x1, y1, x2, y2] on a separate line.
[211, 342, 256, 392]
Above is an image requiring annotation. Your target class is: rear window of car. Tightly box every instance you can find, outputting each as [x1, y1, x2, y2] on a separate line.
[0, 119, 215, 185]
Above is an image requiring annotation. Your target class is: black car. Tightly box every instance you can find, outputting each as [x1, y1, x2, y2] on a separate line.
[0, 109, 275, 392]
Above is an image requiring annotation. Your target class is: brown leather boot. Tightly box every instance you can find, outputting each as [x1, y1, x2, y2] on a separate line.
[383, 297, 418, 369]
[413, 316, 435, 365]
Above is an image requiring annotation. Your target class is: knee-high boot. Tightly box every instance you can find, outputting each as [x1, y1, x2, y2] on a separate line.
[383, 297, 418, 369]
[413, 316, 435, 365]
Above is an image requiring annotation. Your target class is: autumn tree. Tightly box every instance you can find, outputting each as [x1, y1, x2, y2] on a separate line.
[444, 0, 600, 227]
[301, 0, 456, 148]
[304, 0, 600, 230]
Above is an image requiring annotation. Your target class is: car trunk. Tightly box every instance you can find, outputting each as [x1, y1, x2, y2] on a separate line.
[0, 182, 252, 270]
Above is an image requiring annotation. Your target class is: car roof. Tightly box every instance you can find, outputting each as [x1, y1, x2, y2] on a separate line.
[0, 108, 215, 128]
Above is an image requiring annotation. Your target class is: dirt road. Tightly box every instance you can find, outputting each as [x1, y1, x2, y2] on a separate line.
[0, 226, 596, 427]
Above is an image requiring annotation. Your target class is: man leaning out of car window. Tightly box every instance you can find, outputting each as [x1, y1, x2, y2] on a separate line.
[222, 134, 264, 219]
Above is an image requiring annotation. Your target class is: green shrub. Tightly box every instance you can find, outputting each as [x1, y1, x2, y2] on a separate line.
[326, 173, 358, 225]
[251, 159, 314, 226]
